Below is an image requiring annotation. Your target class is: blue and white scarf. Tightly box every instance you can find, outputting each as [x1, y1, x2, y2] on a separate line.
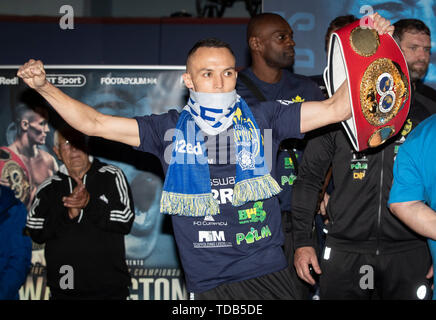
[160, 90, 281, 216]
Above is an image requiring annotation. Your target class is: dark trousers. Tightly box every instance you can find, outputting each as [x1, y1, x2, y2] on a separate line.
[319, 243, 432, 300]
[192, 268, 297, 300]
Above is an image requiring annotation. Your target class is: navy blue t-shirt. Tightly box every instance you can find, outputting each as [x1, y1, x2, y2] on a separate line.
[236, 68, 324, 211]
[134, 100, 303, 293]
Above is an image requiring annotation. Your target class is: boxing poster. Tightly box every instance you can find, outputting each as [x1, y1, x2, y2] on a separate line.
[0, 66, 188, 300]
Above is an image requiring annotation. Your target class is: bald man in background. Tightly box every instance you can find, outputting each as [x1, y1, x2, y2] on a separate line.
[236, 13, 325, 299]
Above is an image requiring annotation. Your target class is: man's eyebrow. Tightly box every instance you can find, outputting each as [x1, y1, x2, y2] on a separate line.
[198, 67, 235, 72]
[272, 29, 292, 35]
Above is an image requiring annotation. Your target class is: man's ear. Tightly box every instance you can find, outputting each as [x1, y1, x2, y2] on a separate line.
[182, 73, 194, 90]
[20, 120, 29, 131]
[248, 36, 262, 52]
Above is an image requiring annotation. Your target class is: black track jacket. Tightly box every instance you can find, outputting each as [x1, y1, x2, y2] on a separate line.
[292, 81, 436, 255]
[26, 158, 134, 298]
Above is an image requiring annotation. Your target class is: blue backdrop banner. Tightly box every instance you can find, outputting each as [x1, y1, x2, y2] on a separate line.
[263, 0, 436, 89]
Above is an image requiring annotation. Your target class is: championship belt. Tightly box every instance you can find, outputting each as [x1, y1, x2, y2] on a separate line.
[0, 147, 31, 205]
[323, 18, 411, 151]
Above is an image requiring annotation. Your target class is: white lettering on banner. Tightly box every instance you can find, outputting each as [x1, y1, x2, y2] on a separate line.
[129, 277, 187, 300]
[128, 268, 181, 277]
[100, 77, 158, 85]
[46, 74, 86, 87]
[19, 275, 50, 300]
[0, 76, 18, 85]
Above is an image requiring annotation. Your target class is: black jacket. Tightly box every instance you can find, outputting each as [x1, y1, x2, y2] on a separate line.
[292, 81, 436, 254]
[26, 158, 134, 298]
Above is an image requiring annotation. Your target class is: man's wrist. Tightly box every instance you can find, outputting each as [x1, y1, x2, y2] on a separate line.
[68, 208, 80, 220]
[37, 80, 53, 94]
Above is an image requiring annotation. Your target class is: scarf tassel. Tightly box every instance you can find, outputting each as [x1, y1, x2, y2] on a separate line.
[232, 174, 282, 207]
[160, 191, 220, 217]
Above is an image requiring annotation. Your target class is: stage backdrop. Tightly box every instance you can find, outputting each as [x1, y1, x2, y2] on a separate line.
[0, 65, 188, 300]
[263, 0, 436, 89]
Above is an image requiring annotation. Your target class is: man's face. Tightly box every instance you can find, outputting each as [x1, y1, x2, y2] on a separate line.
[54, 134, 90, 173]
[26, 111, 50, 146]
[183, 47, 237, 93]
[256, 17, 295, 69]
[399, 31, 431, 81]
[346, 0, 436, 84]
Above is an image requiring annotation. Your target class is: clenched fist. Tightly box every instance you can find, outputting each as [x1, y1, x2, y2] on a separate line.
[17, 59, 47, 89]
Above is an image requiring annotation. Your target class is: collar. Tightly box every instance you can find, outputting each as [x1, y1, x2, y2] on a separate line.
[59, 155, 94, 177]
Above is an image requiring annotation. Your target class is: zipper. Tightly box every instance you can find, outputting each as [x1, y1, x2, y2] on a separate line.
[77, 174, 87, 223]
[376, 150, 384, 255]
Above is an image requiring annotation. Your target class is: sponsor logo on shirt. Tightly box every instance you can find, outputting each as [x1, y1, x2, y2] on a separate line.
[350, 162, 368, 170]
[291, 95, 305, 103]
[281, 174, 297, 186]
[235, 225, 272, 245]
[350, 151, 368, 181]
[277, 100, 293, 105]
[99, 194, 109, 204]
[193, 230, 232, 248]
[283, 155, 299, 169]
[400, 118, 413, 137]
[193, 215, 228, 226]
[211, 188, 233, 205]
[353, 172, 366, 180]
[284, 156, 298, 169]
[210, 177, 235, 187]
[210, 176, 235, 205]
[394, 118, 413, 157]
[276, 95, 305, 105]
[174, 140, 203, 155]
[238, 201, 266, 224]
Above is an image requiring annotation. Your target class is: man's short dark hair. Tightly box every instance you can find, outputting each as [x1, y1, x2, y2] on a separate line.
[186, 38, 235, 64]
[13, 104, 49, 137]
[325, 15, 358, 52]
[393, 19, 431, 43]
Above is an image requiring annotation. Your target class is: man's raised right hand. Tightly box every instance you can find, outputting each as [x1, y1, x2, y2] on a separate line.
[17, 59, 48, 89]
